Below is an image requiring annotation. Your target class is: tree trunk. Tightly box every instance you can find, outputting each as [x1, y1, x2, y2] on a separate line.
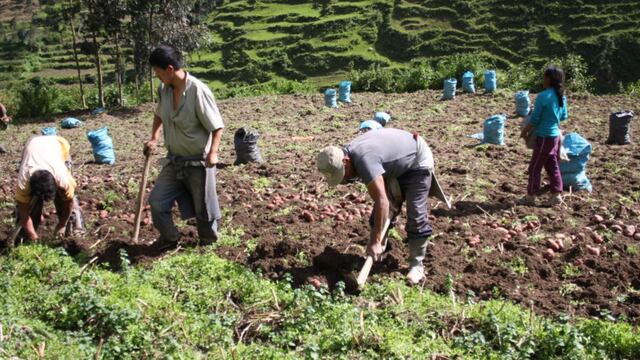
[148, 10, 154, 103]
[69, 16, 86, 109]
[114, 31, 124, 106]
[92, 31, 105, 108]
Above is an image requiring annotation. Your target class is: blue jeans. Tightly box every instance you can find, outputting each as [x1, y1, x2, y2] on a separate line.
[149, 163, 218, 242]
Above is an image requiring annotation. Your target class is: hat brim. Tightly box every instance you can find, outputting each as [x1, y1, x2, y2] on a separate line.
[322, 165, 345, 187]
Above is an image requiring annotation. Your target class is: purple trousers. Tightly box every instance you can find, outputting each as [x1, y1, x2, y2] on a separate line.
[527, 136, 563, 196]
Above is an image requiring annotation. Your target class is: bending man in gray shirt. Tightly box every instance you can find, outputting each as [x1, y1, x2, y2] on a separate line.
[144, 45, 224, 247]
[317, 128, 435, 284]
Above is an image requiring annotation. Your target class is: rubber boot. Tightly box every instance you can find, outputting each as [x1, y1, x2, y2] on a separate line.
[516, 194, 536, 206]
[545, 193, 563, 207]
[407, 236, 428, 285]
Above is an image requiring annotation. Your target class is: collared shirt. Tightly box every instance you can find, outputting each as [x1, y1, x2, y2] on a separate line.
[347, 128, 434, 185]
[529, 88, 568, 137]
[16, 136, 76, 203]
[154, 73, 224, 157]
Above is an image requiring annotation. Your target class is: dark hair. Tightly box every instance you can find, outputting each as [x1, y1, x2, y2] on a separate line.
[544, 66, 565, 107]
[149, 45, 183, 70]
[29, 170, 57, 201]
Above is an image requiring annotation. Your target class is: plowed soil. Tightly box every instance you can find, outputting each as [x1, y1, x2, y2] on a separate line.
[1, 89, 639, 322]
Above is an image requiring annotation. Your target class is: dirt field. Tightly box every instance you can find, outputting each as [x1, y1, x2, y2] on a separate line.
[1, 89, 639, 322]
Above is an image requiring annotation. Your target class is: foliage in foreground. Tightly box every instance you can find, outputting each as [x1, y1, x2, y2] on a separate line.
[1, 243, 639, 359]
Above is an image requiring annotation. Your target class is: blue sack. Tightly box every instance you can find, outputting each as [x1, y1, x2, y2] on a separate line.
[484, 70, 497, 93]
[339, 81, 352, 103]
[91, 107, 106, 116]
[374, 112, 391, 126]
[462, 71, 475, 93]
[41, 127, 57, 136]
[561, 170, 593, 192]
[87, 127, 116, 165]
[515, 90, 530, 117]
[61, 117, 82, 129]
[442, 78, 457, 100]
[559, 132, 592, 191]
[482, 114, 505, 145]
[359, 120, 382, 132]
[324, 89, 338, 108]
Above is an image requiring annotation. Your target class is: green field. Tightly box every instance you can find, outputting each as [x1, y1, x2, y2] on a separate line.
[2, 244, 639, 358]
[0, 0, 639, 95]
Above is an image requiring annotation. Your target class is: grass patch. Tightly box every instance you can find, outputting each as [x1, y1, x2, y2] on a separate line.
[1, 245, 640, 358]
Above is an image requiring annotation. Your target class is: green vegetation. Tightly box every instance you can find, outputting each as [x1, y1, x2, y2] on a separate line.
[1, 244, 639, 358]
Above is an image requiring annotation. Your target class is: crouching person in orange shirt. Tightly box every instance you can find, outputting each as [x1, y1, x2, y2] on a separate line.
[14, 135, 83, 243]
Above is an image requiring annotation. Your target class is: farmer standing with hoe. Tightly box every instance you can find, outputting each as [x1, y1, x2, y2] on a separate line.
[144, 45, 224, 247]
[316, 128, 437, 284]
[11, 135, 83, 245]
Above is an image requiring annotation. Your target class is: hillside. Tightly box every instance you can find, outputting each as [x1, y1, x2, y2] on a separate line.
[0, 0, 639, 95]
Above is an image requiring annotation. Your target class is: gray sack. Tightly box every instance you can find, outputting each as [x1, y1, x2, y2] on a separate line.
[234, 127, 264, 165]
[607, 111, 633, 145]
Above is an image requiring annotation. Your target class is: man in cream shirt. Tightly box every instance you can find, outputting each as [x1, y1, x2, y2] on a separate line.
[144, 45, 224, 247]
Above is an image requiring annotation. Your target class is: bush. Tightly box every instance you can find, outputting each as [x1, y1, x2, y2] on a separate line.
[103, 84, 129, 107]
[550, 54, 595, 94]
[22, 54, 41, 73]
[349, 64, 437, 93]
[13, 78, 86, 119]
[350, 53, 494, 94]
[625, 80, 640, 97]
[215, 79, 316, 99]
[504, 62, 543, 92]
[15, 77, 60, 118]
[432, 53, 493, 86]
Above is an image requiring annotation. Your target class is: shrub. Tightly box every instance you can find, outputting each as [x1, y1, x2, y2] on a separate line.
[550, 54, 594, 94]
[22, 54, 41, 73]
[15, 77, 60, 118]
[215, 79, 315, 99]
[103, 84, 129, 107]
[433, 53, 493, 85]
[504, 62, 543, 92]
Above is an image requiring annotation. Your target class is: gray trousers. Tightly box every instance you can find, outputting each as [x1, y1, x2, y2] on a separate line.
[370, 168, 433, 266]
[148, 163, 218, 242]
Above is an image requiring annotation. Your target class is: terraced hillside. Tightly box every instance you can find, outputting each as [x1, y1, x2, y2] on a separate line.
[1, 0, 639, 93]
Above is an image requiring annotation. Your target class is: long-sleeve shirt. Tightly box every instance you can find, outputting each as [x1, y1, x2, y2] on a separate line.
[528, 88, 568, 137]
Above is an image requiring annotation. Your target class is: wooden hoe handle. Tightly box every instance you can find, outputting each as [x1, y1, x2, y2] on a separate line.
[132, 153, 152, 244]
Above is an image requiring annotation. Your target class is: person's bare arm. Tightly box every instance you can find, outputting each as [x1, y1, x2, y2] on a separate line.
[366, 175, 389, 261]
[205, 128, 224, 167]
[144, 115, 163, 155]
[520, 123, 534, 139]
[54, 197, 73, 237]
[17, 201, 38, 241]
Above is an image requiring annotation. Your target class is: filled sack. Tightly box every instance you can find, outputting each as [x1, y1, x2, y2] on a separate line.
[462, 71, 475, 93]
[234, 127, 264, 165]
[87, 127, 116, 165]
[338, 81, 352, 103]
[559, 132, 592, 192]
[324, 88, 338, 108]
[374, 112, 391, 126]
[515, 90, 530, 117]
[442, 78, 457, 100]
[482, 114, 505, 145]
[61, 117, 82, 129]
[484, 70, 497, 93]
[606, 111, 633, 145]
